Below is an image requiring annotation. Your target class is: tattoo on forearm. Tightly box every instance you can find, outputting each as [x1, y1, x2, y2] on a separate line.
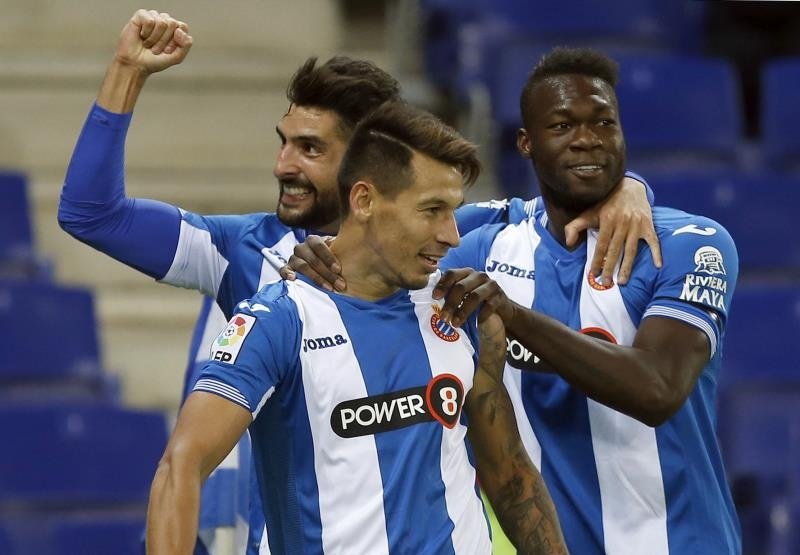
[493, 445, 567, 554]
[474, 316, 568, 554]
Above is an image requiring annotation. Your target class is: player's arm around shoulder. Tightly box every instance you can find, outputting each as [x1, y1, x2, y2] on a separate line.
[465, 314, 568, 555]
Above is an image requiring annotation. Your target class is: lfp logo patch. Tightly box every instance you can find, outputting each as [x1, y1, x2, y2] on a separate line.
[211, 314, 256, 364]
[430, 304, 460, 342]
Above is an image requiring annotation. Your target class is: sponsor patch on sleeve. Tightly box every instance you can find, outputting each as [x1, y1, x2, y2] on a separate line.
[210, 313, 256, 365]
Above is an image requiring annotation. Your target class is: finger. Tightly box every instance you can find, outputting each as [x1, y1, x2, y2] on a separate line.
[133, 9, 157, 40]
[279, 265, 296, 281]
[564, 215, 590, 248]
[289, 240, 343, 292]
[142, 11, 167, 48]
[166, 24, 192, 56]
[601, 226, 626, 287]
[440, 272, 492, 323]
[151, 15, 179, 55]
[590, 223, 612, 277]
[643, 227, 663, 268]
[432, 268, 472, 299]
[617, 230, 640, 285]
[286, 254, 333, 292]
[308, 236, 342, 274]
[172, 28, 193, 57]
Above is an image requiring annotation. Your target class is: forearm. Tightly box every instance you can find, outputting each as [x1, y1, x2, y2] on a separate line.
[146, 458, 202, 555]
[503, 303, 674, 426]
[481, 452, 567, 555]
[98, 59, 149, 113]
[59, 103, 181, 279]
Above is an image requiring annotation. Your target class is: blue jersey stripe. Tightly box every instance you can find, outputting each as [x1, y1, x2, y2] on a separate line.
[334, 295, 457, 555]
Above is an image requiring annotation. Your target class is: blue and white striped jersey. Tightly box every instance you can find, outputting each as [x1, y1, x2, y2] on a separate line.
[194, 274, 492, 554]
[442, 206, 741, 555]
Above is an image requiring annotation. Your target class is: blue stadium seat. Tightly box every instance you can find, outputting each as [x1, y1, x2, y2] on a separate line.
[717, 386, 800, 555]
[51, 514, 146, 555]
[0, 171, 33, 260]
[0, 170, 50, 279]
[650, 172, 800, 272]
[0, 403, 167, 507]
[720, 282, 800, 385]
[615, 54, 744, 174]
[0, 280, 103, 383]
[762, 57, 800, 172]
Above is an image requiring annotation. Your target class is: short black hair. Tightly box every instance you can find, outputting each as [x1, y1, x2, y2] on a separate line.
[520, 47, 619, 125]
[337, 101, 480, 216]
[286, 56, 402, 136]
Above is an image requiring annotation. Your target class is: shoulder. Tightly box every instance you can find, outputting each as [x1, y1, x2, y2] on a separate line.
[455, 197, 537, 235]
[653, 207, 736, 258]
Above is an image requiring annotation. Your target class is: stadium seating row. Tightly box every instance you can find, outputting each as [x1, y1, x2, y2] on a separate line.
[0, 171, 168, 553]
[420, 1, 800, 198]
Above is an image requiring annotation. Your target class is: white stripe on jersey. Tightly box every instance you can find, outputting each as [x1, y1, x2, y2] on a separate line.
[410, 278, 492, 555]
[287, 281, 390, 555]
[582, 232, 669, 555]
[161, 216, 229, 297]
[643, 305, 717, 357]
[258, 232, 297, 288]
[483, 218, 543, 468]
[195, 378, 252, 411]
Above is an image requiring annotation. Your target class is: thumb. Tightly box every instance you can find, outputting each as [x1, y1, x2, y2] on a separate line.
[564, 216, 589, 247]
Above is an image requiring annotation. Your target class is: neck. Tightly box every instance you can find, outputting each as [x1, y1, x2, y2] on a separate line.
[541, 194, 583, 249]
[330, 223, 399, 301]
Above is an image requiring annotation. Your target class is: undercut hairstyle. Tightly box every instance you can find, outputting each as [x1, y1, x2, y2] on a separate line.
[286, 56, 402, 136]
[520, 47, 620, 124]
[337, 101, 481, 216]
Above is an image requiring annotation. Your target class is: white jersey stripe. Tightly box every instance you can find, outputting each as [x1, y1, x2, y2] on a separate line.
[643, 305, 718, 357]
[582, 232, 669, 555]
[410, 277, 491, 555]
[288, 281, 390, 555]
[195, 378, 251, 411]
[484, 218, 543, 468]
[161, 215, 229, 297]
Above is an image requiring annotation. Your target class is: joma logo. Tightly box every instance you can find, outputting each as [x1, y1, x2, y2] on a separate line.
[302, 334, 348, 352]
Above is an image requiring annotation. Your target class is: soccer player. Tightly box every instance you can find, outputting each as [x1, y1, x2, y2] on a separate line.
[429, 48, 741, 554]
[59, 10, 657, 553]
[146, 100, 568, 555]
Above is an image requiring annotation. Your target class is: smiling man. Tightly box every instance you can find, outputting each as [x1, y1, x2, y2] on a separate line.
[146, 101, 567, 555]
[435, 47, 741, 555]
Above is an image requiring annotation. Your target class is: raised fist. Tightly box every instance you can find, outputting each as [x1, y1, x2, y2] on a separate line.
[115, 9, 193, 74]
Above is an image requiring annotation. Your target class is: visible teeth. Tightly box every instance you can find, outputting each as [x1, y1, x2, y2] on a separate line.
[573, 165, 600, 171]
[283, 186, 311, 195]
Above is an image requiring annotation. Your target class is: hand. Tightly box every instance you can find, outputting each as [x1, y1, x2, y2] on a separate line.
[564, 175, 662, 286]
[280, 236, 345, 292]
[115, 9, 193, 74]
[433, 269, 512, 327]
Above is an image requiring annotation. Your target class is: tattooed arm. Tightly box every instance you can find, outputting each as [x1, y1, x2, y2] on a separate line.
[466, 313, 568, 555]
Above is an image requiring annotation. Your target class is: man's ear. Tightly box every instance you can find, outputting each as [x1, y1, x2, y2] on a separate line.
[349, 180, 375, 223]
[517, 128, 532, 159]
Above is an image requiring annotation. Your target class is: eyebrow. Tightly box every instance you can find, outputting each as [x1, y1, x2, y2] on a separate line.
[275, 127, 327, 146]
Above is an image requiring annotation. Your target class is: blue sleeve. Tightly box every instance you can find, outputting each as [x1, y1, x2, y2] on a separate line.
[193, 284, 302, 418]
[455, 197, 534, 235]
[644, 215, 738, 357]
[441, 223, 504, 271]
[58, 103, 182, 279]
[625, 169, 655, 206]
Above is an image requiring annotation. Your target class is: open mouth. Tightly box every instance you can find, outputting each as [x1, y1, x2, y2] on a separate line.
[280, 185, 315, 205]
[419, 253, 442, 272]
[567, 164, 604, 176]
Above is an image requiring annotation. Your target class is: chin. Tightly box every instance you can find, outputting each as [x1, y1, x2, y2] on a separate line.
[401, 274, 432, 291]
